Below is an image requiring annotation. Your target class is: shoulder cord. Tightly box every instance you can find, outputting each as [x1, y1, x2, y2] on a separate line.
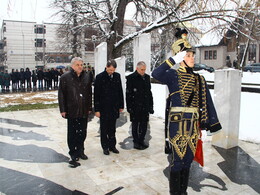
[167, 76, 193, 99]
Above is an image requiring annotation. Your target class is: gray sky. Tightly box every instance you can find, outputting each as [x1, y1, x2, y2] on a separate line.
[1, 0, 61, 24]
[0, 0, 136, 24]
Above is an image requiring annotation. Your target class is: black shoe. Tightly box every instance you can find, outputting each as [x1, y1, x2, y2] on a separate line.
[141, 142, 149, 149]
[71, 156, 79, 161]
[109, 147, 119, 154]
[79, 153, 88, 160]
[103, 149, 110, 155]
[69, 160, 81, 168]
[134, 143, 145, 150]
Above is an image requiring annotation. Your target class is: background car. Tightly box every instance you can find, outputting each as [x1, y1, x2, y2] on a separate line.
[243, 63, 260, 72]
[194, 63, 214, 73]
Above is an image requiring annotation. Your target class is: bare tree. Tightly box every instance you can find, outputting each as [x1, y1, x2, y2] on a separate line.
[51, 0, 260, 60]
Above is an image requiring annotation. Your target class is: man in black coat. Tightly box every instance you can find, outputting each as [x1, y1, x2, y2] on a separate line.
[94, 59, 124, 155]
[20, 68, 25, 90]
[126, 61, 154, 150]
[24, 67, 32, 89]
[58, 57, 92, 167]
[37, 68, 44, 90]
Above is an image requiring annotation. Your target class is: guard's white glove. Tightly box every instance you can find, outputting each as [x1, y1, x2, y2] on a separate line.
[172, 51, 186, 64]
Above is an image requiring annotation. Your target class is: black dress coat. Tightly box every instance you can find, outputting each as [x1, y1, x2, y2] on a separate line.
[94, 70, 124, 119]
[58, 69, 92, 118]
[126, 71, 153, 122]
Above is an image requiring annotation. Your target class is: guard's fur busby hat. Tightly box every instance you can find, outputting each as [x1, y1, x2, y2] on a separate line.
[172, 28, 194, 55]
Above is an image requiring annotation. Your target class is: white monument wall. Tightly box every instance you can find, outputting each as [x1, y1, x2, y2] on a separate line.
[94, 42, 107, 76]
[133, 33, 151, 75]
[212, 69, 242, 149]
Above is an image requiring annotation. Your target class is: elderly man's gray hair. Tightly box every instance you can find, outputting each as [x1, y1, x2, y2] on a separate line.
[71, 57, 83, 65]
[137, 61, 146, 67]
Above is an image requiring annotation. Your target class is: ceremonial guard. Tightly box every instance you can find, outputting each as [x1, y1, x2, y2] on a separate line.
[152, 28, 222, 195]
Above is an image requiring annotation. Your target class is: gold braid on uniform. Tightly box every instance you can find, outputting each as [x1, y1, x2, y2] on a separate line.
[168, 66, 200, 159]
[177, 66, 199, 107]
[199, 75, 208, 123]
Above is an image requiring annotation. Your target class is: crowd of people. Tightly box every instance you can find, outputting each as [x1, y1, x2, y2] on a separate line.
[0, 65, 94, 93]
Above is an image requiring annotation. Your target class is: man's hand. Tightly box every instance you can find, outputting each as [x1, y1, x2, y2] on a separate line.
[61, 112, 67, 118]
[172, 51, 186, 64]
[149, 109, 154, 114]
[95, 112, 100, 118]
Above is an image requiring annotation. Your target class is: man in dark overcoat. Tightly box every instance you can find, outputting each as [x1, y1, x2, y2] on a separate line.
[37, 68, 44, 90]
[126, 61, 154, 150]
[94, 59, 124, 155]
[58, 57, 92, 167]
[19, 68, 25, 90]
[24, 67, 32, 89]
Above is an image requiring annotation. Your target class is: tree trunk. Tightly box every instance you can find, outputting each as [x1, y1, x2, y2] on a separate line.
[107, 0, 129, 60]
[71, 1, 80, 57]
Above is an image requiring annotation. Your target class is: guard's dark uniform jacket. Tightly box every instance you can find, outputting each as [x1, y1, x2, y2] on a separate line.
[152, 57, 221, 171]
[126, 70, 153, 122]
[58, 69, 92, 118]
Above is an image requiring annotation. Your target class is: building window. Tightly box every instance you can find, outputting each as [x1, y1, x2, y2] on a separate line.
[35, 39, 46, 47]
[213, 50, 217, 59]
[248, 44, 256, 62]
[204, 51, 209, 60]
[239, 45, 245, 60]
[0, 53, 6, 62]
[35, 52, 44, 61]
[209, 50, 212, 59]
[56, 56, 62, 63]
[44, 53, 72, 63]
[34, 25, 46, 34]
[3, 37, 7, 46]
[204, 50, 217, 60]
[0, 42, 3, 49]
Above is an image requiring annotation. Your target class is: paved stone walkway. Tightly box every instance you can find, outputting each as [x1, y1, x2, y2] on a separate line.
[0, 108, 259, 195]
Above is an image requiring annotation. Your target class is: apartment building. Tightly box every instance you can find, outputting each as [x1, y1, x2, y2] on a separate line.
[0, 20, 76, 72]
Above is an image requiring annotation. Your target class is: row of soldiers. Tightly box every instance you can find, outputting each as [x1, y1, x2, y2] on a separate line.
[0, 67, 64, 92]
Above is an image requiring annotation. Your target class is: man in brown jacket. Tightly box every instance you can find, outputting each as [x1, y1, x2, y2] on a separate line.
[58, 57, 92, 168]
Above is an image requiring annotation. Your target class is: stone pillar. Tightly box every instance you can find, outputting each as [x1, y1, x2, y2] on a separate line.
[151, 84, 169, 118]
[212, 69, 242, 149]
[115, 56, 126, 106]
[94, 42, 107, 76]
[133, 33, 151, 75]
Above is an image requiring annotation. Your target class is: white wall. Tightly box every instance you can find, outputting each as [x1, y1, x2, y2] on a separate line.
[199, 46, 227, 69]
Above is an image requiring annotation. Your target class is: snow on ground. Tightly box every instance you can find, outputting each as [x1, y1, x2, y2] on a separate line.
[199, 69, 260, 84]
[0, 90, 58, 107]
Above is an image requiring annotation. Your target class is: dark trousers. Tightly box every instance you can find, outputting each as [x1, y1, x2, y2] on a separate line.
[67, 118, 88, 158]
[26, 78, 31, 88]
[100, 117, 117, 150]
[132, 121, 147, 144]
[38, 80, 43, 89]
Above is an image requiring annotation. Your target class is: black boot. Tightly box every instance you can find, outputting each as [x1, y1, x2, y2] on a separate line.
[180, 168, 190, 195]
[170, 171, 181, 195]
